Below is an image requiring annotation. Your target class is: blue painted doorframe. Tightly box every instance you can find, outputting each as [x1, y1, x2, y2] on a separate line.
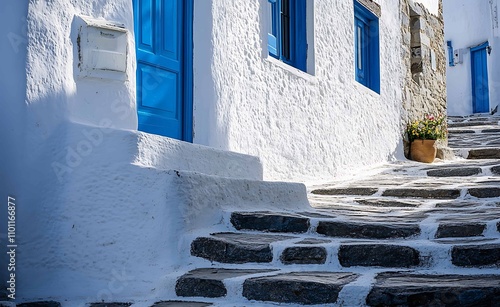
[133, 0, 193, 142]
[471, 42, 490, 114]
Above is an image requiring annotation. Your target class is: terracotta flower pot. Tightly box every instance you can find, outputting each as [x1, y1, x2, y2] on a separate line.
[410, 139, 436, 163]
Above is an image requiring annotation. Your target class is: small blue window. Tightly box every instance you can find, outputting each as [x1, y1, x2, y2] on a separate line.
[267, 0, 307, 72]
[447, 41, 455, 67]
[354, 0, 380, 93]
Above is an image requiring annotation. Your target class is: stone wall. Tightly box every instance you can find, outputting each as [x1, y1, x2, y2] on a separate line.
[400, 0, 448, 157]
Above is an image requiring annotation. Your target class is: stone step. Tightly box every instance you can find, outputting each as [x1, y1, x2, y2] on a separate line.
[242, 272, 359, 305]
[366, 272, 500, 306]
[312, 185, 500, 199]
[316, 220, 421, 239]
[89, 304, 132, 307]
[191, 232, 293, 264]
[231, 210, 496, 238]
[151, 302, 213, 307]
[175, 269, 500, 306]
[311, 186, 470, 199]
[311, 187, 378, 196]
[447, 119, 500, 128]
[175, 268, 276, 298]
[461, 148, 500, 159]
[190, 232, 500, 268]
[426, 167, 483, 177]
[176, 269, 359, 305]
[424, 162, 500, 177]
[228, 210, 500, 239]
[448, 128, 500, 134]
[452, 244, 500, 267]
[230, 211, 310, 233]
[280, 246, 328, 264]
[435, 223, 486, 238]
[381, 188, 461, 199]
[16, 302, 62, 307]
[448, 138, 500, 151]
[338, 244, 420, 268]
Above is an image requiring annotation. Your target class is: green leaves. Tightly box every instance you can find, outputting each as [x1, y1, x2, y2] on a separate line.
[406, 114, 447, 142]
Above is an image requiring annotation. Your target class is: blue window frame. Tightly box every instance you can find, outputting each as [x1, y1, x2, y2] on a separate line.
[354, 0, 380, 93]
[447, 41, 455, 67]
[267, 0, 307, 72]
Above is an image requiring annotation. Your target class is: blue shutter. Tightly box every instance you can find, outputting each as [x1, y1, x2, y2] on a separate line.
[267, 0, 307, 72]
[354, 0, 380, 93]
[447, 41, 454, 67]
[294, 0, 307, 71]
[268, 0, 279, 57]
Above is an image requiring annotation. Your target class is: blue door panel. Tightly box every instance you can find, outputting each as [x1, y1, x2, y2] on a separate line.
[138, 52, 181, 72]
[137, 64, 179, 114]
[471, 43, 489, 113]
[138, 0, 154, 51]
[137, 111, 181, 138]
[161, 0, 179, 59]
[134, 0, 186, 140]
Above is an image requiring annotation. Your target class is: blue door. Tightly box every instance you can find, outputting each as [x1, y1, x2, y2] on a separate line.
[471, 42, 490, 113]
[134, 0, 192, 141]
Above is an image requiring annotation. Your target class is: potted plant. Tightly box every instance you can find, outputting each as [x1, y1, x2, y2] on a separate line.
[406, 114, 447, 163]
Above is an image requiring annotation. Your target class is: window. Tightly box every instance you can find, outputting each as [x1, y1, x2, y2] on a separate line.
[447, 41, 455, 67]
[267, 0, 307, 72]
[354, 0, 380, 93]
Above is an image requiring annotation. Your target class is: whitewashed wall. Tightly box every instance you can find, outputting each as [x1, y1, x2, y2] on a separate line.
[0, 0, 138, 301]
[444, 0, 500, 115]
[193, 0, 405, 182]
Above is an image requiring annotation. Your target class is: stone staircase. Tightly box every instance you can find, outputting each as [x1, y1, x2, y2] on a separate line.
[448, 115, 500, 159]
[171, 115, 500, 306]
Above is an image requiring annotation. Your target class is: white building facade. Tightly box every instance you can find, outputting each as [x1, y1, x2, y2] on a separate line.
[0, 0, 442, 302]
[444, 0, 500, 115]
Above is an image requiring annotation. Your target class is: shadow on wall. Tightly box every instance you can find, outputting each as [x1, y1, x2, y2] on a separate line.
[192, 0, 230, 150]
[0, 1, 29, 298]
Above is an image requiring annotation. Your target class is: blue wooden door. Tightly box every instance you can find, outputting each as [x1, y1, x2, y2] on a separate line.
[134, 0, 192, 140]
[471, 42, 490, 113]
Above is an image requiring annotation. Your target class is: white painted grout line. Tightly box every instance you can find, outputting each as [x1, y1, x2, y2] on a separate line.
[326, 243, 342, 271]
[335, 271, 378, 307]
[484, 220, 500, 239]
[415, 241, 454, 270]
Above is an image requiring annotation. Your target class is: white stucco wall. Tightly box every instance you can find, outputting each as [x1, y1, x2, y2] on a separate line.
[444, 0, 500, 115]
[24, 0, 137, 132]
[193, 0, 405, 182]
[0, 0, 138, 301]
